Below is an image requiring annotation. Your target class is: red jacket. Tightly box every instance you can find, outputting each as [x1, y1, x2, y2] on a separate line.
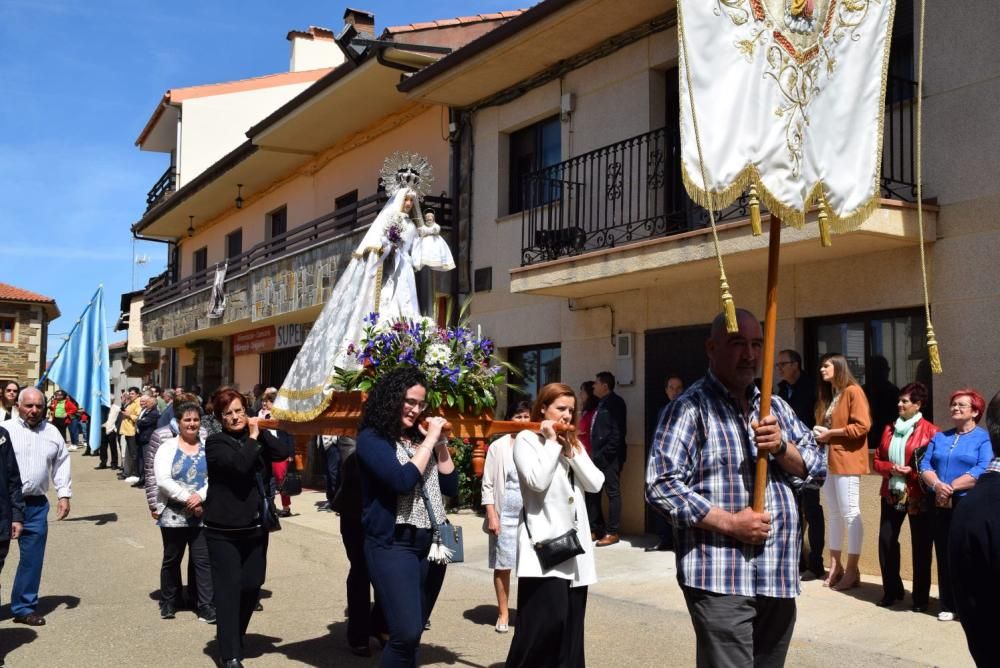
[873, 418, 939, 501]
[48, 397, 78, 418]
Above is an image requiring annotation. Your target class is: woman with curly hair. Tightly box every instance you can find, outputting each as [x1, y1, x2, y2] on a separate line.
[356, 367, 456, 667]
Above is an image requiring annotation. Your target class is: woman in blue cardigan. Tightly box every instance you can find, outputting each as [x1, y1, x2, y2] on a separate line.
[919, 388, 993, 622]
[356, 367, 456, 667]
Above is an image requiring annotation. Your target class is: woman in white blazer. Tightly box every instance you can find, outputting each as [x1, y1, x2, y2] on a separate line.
[153, 400, 214, 621]
[506, 383, 605, 668]
[481, 401, 532, 633]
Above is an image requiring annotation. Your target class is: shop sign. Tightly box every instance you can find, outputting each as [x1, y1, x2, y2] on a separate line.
[233, 323, 311, 355]
[275, 323, 309, 350]
[233, 326, 276, 355]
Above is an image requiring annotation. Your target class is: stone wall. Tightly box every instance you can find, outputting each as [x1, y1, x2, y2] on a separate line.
[250, 234, 357, 322]
[143, 274, 251, 344]
[0, 303, 46, 384]
[142, 231, 362, 345]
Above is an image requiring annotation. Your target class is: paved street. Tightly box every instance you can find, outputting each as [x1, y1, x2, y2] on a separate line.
[1, 452, 974, 667]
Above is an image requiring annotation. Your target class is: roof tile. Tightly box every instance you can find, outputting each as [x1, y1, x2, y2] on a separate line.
[0, 282, 56, 304]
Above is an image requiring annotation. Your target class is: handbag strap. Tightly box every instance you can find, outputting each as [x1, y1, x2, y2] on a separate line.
[418, 478, 442, 531]
[522, 467, 576, 541]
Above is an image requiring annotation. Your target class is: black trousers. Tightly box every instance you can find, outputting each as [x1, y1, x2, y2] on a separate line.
[160, 526, 213, 609]
[324, 445, 341, 503]
[877, 499, 932, 605]
[590, 461, 622, 535]
[51, 416, 69, 442]
[123, 436, 139, 477]
[932, 502, 959, 613]
[506, 577, 588, 668]
[682, 586, 795, 668]
[206, 527, 268, 661]
[341, 518, 376, 647]
[799, 488, 825, 571]
[99, 431, 119, 467]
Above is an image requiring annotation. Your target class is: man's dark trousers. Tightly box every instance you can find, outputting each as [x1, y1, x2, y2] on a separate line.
[591, 461, 622, 535]
[683, 586, 796, 668]
[799, 488, 824, 572]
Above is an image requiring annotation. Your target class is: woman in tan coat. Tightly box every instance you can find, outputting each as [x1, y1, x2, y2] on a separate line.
[813, 354, 871, 590]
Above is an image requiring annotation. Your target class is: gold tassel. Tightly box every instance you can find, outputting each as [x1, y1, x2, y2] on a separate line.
[748, 184, 762, 236]
[926, 322, 942, 374]
[818, 199, 832, 248]
[720, 275, 738, 333]
[373, 252, 384, 315]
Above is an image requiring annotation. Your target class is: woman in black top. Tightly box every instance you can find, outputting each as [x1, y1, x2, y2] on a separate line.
[356, 368, 456, 668]
[203, 388, 292, 668]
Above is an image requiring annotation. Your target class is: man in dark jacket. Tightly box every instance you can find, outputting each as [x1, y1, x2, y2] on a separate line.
[590, 371, 627, 546]
[949, 391, 1000, 667]
[0, 424, 26, 593]
[776, 349, 825, 580]
[133, 393, 160, 488]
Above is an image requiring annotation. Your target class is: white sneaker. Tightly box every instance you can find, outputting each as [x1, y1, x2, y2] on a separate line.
[124, 476, 140, 484]
[67, 445, 78, 452]
[937, 611, 955, 622]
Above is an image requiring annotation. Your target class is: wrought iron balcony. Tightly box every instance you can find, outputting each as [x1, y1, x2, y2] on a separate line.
[142, 191, 453, 314]
[520, 75, 920, 266]
[146, 165, 177, 211]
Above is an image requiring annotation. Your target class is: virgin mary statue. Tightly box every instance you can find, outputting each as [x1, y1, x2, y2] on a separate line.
[272, 153, 452, 420]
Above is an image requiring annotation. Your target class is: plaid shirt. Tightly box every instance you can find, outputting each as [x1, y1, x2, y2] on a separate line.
[986, 458, 1000, 474]
[646, 371, 826, 598]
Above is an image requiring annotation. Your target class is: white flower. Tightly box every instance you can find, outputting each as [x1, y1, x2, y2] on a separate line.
[425, 343, 451, 366]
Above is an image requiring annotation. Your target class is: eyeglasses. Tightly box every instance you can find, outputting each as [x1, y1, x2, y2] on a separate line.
[222, 408, 247, 419]
[774, 362, 794, 368]
[403, 398, 428, 411]
[4, 388, 17, 393]
[950, 402, 972, 409]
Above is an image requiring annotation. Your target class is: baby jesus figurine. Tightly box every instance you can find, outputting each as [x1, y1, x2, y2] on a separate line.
[411, 210, 456, 271]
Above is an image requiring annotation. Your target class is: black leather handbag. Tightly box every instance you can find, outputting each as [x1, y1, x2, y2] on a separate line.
[523, 469, 584, 570]
[255, 471, 281, 533]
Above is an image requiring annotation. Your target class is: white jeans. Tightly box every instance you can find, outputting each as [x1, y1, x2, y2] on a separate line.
[823, 473, 863, 555]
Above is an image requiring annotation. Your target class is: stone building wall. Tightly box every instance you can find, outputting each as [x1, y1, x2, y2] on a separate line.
[0, 303, 46, 384]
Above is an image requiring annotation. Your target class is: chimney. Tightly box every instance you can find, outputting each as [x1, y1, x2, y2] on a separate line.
[343, 7, 375, 39]
[287, 26, 345, 72]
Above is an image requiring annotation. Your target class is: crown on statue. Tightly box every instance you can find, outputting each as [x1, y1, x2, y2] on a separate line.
[379, 152, 433, 199]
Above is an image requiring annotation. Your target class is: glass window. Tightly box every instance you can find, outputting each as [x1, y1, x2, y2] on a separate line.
[193, 247, 208, 274]
[0, 317, 14, 343]
[807, 308, 933, 443]
[506, 343, 561, 406]
[226, 228, 243, 260]
[267, 207, 287, 239]
[508, 116, 561, 215]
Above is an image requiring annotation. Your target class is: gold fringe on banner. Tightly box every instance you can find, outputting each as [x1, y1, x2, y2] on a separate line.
[749, 184, 762, 236]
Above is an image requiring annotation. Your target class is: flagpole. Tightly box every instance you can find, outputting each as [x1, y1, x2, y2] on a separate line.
[36, 286, 102, 389]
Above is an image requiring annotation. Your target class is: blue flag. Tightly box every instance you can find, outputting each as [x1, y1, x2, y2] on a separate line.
[41, 286, 111, 451]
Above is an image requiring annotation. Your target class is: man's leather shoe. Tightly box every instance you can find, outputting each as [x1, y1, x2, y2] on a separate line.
[13, 614, 45, 626]
[95, 464, 108, 470]
[220, 660, 244, 668]
[596, 533, 620, 547]
[911, 604, 927, 613]
[644, 542, 671, 552]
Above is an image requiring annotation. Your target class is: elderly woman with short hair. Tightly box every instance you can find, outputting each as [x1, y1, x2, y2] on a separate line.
[919, 388, 993, 622]
[872, 382, 938, 611]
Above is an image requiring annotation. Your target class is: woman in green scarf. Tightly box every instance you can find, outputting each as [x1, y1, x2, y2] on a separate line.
[873, 382, 939, 611]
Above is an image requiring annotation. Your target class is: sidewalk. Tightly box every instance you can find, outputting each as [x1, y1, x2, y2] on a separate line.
[287, 488, 974, 667]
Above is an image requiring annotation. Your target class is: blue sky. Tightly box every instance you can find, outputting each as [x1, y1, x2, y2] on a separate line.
[0, 0, 517, 355]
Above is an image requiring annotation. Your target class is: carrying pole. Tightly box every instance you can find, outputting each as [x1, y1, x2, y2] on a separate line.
[752, 214, 782, 512]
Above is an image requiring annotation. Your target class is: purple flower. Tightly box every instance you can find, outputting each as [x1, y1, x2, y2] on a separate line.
[364, 312, 379, 325]
[442, 367, 461, 384]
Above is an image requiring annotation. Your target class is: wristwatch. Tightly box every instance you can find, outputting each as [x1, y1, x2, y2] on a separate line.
[773, 441, 788, 457]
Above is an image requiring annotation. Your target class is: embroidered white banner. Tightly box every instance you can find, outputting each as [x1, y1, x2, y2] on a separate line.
[678, 0, 896, 229]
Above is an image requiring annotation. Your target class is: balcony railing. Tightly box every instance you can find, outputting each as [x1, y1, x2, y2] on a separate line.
[142, 192, 452, 313]
[146, 165, 177, 211]
[520, 76, 919, 266]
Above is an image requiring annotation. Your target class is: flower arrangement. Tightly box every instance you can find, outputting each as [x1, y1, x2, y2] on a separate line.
[385, 218, 404, 247]
[333, 312, 511, 415]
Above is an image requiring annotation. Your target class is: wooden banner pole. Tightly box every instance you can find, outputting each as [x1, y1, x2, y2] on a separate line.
[753, 213, 782, 513]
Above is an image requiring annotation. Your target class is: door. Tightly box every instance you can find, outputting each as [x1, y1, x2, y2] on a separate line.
[643, 324, 711, 531]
